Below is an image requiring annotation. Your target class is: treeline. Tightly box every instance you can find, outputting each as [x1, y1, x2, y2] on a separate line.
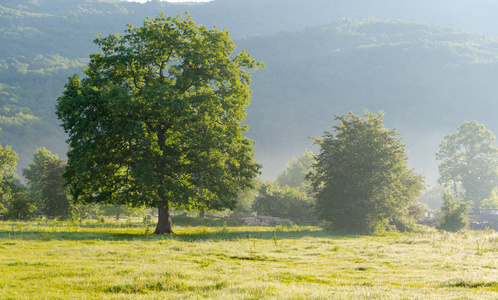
[0, 145, 151, 221]
[2, 113, 498, 235]
[242, 115, 498, 233]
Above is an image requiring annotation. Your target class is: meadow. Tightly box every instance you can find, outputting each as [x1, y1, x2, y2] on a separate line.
[0, 220, 497, 299]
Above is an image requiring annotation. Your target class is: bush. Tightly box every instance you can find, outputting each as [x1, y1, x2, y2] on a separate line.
[390, 201, 427, 232]
[438, 191, 471, 232]
[4, 193, 37, 220]
[251, 182, 314, 222]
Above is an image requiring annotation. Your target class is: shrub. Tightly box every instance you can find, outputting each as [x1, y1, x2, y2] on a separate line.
[251, 182, 314, 222]
[438, 191, 471, 232]
[4, 193, 37, 220]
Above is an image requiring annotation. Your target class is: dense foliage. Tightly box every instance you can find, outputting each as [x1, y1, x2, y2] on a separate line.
[436, 121, 498, 211]
[0, 144, 17, 192]
[437, 191, 471, 232]
[0, 144, 37, 220]
[38, 158, 71, 220]
[481, 188, 498, 210]
[56, 13, 262, 234]
[233, 178, 261, 213]
[308, 112, 424, 234]
[23, 148, 60, 211]
[275, 150, 314, 192]
[251, 182, 314, 222]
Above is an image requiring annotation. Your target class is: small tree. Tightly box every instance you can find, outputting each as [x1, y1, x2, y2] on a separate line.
[438, 191, 471, 232]
[23, 147, 60, 213]
[0, 143, 36, 220]
[0, 143, 18, 194]
[275, 150, 314, 192]
[39, 158, 71, 220]
[481, 187, 498, 210]
[307, 111, 424, 234]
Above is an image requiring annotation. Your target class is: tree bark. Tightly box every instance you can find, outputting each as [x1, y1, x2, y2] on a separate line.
[154, 204, 174, 234]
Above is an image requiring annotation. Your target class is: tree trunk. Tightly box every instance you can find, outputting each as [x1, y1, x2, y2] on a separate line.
[154, 204, 174, 234]
[115, 205, 121, 221]
[198, 211, 205, 218]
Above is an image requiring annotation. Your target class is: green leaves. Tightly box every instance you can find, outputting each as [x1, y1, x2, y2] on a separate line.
[0, 143, 18, 198]
[308, 111, 424, 234]
[39, 157, 71, 220]
[56, 14, 261, 217]
[436, 121, 498, 210]
[275, 150, 314, 192]
[252, 181, 314, 222]
[438, 190, 471, 232]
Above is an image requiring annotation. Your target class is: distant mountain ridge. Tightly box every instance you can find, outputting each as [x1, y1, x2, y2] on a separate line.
[1, 0, 498, 184]
[239, 19, 498, 182]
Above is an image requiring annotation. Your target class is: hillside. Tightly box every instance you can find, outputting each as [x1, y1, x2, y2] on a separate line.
[2, 0, 498, 184]
[241, 20, 498, 182]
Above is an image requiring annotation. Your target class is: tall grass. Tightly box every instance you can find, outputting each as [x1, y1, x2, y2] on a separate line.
[0, 220, 497, 299]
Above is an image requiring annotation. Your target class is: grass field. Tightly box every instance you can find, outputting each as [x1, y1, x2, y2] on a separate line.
[0, 220, 497, 299]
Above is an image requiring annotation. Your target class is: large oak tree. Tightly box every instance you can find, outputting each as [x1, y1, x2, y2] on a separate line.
[56, 13, 262, 234]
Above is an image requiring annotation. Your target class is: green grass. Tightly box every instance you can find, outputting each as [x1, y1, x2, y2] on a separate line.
[0, 221, 498, 299]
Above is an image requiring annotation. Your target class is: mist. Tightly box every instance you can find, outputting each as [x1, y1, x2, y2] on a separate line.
[2, 0, 498, 188]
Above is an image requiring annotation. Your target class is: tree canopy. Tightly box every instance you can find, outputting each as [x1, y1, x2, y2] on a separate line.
[275, 150, 314, 192]
[56, 13, 263, 234]
[39, 157, 71, 220]
[23, 147, 59, 206]
[436, 120, 498, 211]
[307, 111, 424, 234]
[251, 181, 314, 222]
[0, 143, 34, 220]
[0, 143, 17, 193]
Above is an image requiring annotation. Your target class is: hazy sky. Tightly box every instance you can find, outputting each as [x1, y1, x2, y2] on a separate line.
[127, 0, 212, 2]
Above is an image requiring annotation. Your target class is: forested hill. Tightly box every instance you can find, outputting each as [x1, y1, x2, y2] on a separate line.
[2, 0, 498, 183]
[241, 20, 498, 182]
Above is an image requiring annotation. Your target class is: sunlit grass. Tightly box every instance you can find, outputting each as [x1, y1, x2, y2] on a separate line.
[0, 220, 497, 299]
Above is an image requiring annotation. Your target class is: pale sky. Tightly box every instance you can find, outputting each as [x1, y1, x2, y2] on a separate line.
[127, 0, 212, 2]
